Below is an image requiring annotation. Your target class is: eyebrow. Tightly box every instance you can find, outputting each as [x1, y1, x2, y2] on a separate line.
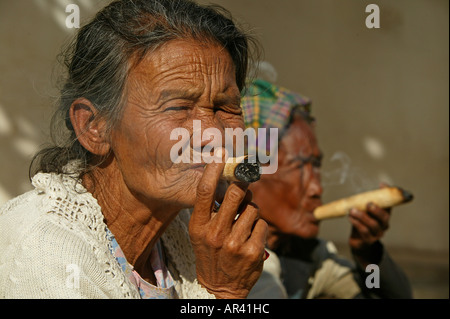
[157, 89, 202, 103]
[157, 89, 241, 107]
[292, 152, 324, 164]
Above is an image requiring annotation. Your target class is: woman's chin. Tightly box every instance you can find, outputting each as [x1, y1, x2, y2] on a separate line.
[293, 222, 320, 239]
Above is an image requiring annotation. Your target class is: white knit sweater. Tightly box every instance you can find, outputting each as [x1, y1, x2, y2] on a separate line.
[0, 171, 215, 299]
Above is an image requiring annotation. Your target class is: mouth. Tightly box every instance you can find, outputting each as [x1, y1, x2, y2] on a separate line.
[308, 199, 322, 213]
[306, 204, 322, 224]
[310, 214, 320, 224]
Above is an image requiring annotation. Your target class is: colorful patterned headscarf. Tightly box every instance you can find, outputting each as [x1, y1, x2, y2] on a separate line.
[241, 79, 312, 137]
[240, 79, 312, 157]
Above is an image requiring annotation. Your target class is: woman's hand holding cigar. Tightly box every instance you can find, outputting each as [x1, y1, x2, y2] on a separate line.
[314, 185, 413, 266]
[313, 186, 414, 266]
[348, 202, 391, 266]
[189, 157, 268, 299]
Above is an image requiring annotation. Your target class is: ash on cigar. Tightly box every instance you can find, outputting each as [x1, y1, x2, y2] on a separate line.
[234, 161, 261, 183]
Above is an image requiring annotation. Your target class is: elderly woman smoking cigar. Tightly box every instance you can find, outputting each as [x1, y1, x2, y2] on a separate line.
[242, 78, 412, 299]
[0, 0, 268, 299]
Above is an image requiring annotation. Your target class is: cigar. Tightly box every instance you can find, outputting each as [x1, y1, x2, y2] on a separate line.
[221, 156, 261, 183]
[313, 187, 414, 220]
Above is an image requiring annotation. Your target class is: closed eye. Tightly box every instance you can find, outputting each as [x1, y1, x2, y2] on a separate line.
[292, 155, 322, 168]
[214, 105, 242, 115]
[164, 106, 191, 112]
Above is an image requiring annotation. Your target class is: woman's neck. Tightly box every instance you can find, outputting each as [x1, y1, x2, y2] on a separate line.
[82, 160, 179, 282]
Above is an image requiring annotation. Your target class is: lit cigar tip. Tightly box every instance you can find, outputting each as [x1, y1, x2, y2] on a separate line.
[234, 162, 261, 183]
[399, 187, 414, 203]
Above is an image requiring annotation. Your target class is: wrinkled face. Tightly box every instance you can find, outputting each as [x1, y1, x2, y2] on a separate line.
[110, 39, 243, 211]
[249, 116, 323, 239]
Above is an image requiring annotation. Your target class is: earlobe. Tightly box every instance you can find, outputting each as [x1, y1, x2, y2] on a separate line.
[69, 98, 111, 156]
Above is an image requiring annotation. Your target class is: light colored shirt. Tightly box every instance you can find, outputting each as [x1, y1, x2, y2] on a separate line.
[107, 229, 176, 299]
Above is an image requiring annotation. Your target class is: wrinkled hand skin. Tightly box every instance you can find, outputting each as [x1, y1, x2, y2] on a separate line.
[348, 202, 391, 266]
[189, 161, 268, 299]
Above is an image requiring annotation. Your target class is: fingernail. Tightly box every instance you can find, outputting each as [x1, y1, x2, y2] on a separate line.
[350, 208, 359, 216]
[264, 249, 270, 261]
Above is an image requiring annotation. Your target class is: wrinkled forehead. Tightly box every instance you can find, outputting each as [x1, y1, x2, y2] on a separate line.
[134, 39, 234, 73]
[127, 39, 238, 97]
[281, 116, 320, 157]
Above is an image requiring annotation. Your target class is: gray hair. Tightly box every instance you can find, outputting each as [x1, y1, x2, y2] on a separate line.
[30, 0, 260, 179]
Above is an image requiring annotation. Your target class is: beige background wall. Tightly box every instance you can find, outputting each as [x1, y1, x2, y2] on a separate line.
[0, 0, 448, 282]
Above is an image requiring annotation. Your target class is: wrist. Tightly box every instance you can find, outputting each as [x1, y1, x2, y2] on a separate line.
[197, 277, 249, 299]
[206, 287, 248, 299]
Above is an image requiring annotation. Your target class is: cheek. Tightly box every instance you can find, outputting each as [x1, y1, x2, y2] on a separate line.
[252, 176, 312, 234]
[253, 182, 297, 222]
[115, 116, 180, 168]
[278, 172, 305, 206]
[276, 188, 302, 221]
[111, 120, 201, 206]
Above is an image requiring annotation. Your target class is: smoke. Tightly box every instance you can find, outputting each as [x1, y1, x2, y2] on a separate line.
[249, 61, 279, 83]
[321, 151, 379, 195]
[321, 151, 351, 186]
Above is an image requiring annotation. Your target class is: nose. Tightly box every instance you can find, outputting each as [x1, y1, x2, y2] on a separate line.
[305, 167, 323, 199]
[189, 114, 227, 159]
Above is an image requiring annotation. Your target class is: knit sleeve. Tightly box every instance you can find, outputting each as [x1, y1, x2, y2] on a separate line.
[2, 217, 137, 299]
[161, 210, 216, 299]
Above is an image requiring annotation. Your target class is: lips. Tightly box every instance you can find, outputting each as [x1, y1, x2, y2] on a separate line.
[304, 201, 322, 222]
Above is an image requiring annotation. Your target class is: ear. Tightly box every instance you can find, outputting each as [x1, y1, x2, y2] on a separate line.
[69, 98, 111, 156]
